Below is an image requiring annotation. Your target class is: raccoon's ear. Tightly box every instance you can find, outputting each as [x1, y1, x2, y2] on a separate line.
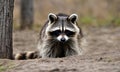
[69, 14, 78, 24]
[48, 13, 57, 24]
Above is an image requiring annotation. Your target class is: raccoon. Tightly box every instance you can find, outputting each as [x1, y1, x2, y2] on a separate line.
[37, 13, 83, 58]
[14, 13, 83, 59]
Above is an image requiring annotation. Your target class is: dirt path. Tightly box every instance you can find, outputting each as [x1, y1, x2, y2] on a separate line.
[0, 27, 120, 72]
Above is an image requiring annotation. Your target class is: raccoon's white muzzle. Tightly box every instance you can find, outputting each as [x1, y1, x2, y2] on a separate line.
[57, 35, 69, 42]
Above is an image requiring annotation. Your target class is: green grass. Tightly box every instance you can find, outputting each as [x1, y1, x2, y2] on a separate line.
[0, 66, 6, 72]
[13, 23, 20, 30]
[114, 18, 120, 26]
[13, 21, 42, 32]
[33, 24, 42, 32]
[13, 16, 120, 31]
[80, 16, 95, 25]
[0, 61, 16, 72]
[78, 15, 120, 27]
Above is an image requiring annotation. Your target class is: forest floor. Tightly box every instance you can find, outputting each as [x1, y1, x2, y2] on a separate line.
[0, 27, 120, 72]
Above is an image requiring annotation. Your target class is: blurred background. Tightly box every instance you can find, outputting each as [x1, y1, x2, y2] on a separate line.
[1, 0, 120, 71]
[13, 0, 120, 31]
[13, 0, 120, 54]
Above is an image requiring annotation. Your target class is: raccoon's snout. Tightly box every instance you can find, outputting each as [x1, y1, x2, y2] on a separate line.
[57, 35, 69, 42]
[61, 38, 66, 42]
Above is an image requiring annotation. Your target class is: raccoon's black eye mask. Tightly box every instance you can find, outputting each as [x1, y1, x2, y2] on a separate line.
[49, 30, 75, 37]
[49, 30, 61, 36]
[65, 30, 75, 36]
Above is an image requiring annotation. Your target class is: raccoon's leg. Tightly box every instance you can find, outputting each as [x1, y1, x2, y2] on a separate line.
[13, 51, 40, 60]
[65, 48, 78, 57]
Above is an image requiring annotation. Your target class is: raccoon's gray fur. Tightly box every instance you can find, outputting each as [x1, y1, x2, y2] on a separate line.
[14, 13, 83, 59]
[37, 13, 83, 58]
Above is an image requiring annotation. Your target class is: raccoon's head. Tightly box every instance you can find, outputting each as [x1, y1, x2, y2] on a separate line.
[46, 13, 81, 42]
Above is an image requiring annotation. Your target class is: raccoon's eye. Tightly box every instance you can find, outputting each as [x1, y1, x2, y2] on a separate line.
[49, 30, 61, 36]
[65, 30, 75, 36]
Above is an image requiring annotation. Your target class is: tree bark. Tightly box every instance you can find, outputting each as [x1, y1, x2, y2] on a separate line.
[20, 0, 34, 30]
[0, 0, 14, 59]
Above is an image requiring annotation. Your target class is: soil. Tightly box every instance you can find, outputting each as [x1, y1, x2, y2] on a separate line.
[0, 27, 120, 72]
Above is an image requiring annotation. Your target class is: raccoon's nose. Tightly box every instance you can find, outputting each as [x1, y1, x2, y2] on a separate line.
[61, 38, 66, 42]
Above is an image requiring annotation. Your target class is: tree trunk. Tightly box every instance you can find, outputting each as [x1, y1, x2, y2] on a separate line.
[20, 0, 34, 30]
[0, 0, 14, 59]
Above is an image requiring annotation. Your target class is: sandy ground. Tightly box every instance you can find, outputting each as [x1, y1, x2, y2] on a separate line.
[0, 27, 120, 72]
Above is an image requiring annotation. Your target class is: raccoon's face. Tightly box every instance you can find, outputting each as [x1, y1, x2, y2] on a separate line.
[46, 13, 80, 42]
